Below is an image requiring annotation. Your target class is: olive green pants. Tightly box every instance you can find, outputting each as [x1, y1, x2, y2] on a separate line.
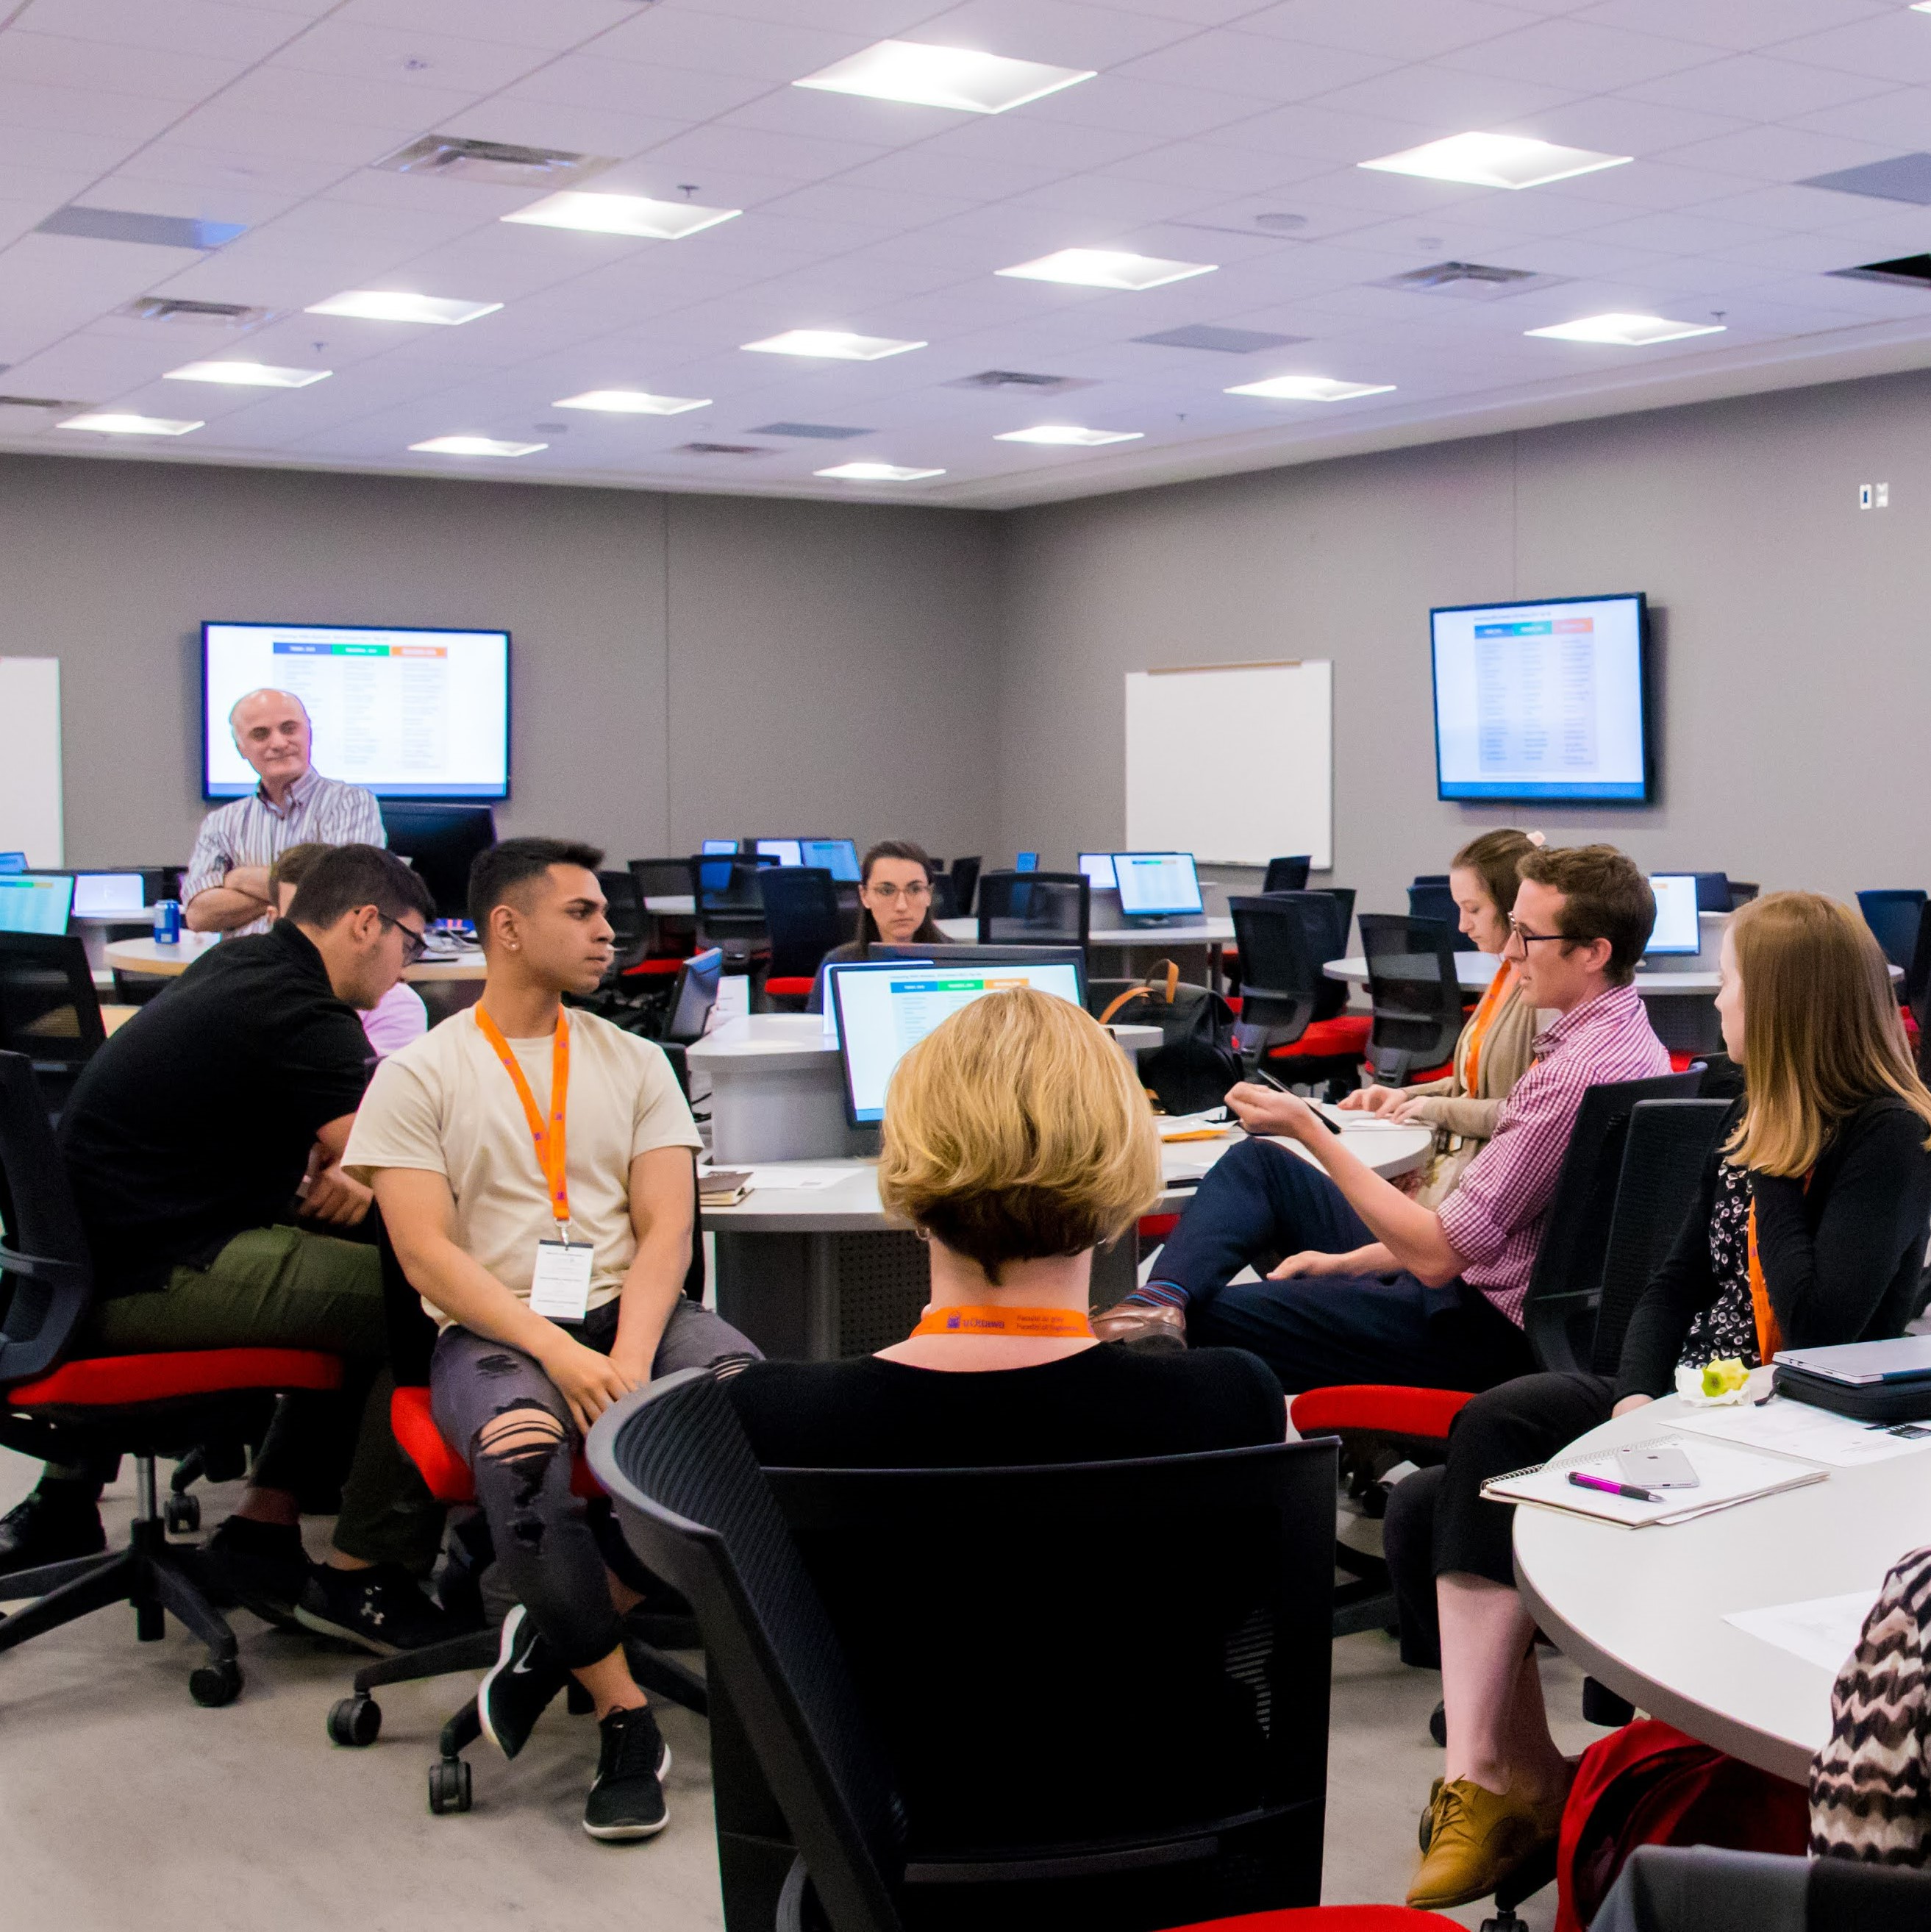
[79, 1225, 443, 1572]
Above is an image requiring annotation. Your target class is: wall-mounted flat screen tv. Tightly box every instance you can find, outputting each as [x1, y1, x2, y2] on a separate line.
[1431, 593, 1652, 803]
[203, 621, 510, 800]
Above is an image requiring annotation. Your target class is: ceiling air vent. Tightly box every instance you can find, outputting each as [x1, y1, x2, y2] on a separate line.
[1378, 260, 1565, 299]
[752, 421, 872, 439]
[38, 207, 245, 249]
[0, 395, 85, 411]
[375, 136, 615, 187]
[116, 297, 275, 327]
[676, 442, 774, 457]
[1135, 325, 1305, 354]
[943, 369, 1093, 394]
[1830, 252, 1931, 289]
[1799, 154, 1931, 207]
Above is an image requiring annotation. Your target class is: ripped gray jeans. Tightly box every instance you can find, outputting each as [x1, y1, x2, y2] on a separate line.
[430, 1297, 760, 1667]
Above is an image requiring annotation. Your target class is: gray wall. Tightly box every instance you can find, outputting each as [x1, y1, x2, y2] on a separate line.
[993, 367, 1931, 919]
[0, 455, 999, 870]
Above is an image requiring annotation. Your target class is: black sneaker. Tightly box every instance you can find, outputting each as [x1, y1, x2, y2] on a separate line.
[0, 1487, 106, 1578]
[199, 1517, 309, 1629]
[583, 1705, 671, 1842]
[478, 1604, 571, 1761]
[293, 1562, 458, 1656]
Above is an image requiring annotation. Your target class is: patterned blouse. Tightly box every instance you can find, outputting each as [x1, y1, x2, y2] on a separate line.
[1677, 1161, 1758, 1371]
[1811, 1545, 1931, 1864]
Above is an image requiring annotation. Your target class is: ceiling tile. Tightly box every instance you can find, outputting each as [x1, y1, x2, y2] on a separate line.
[1655, 124, 1903, 179]
[1102, 138, 1337, 195]
[1239, 0, 1546, 63]
[1566, 1, 1894, 55]
[899, 0, 1202, 70]
[429, 100, 693, 162]
[327, 0, 645, 51]
[1109, 32, 1398, 101]
[1443, 18, 1724, 88]
[1786, 91, 1931, 150]
[204, 65, 486, 132]
[502, 54, 775, 121]
[0, 29, 253, 99]
[1771, 13, 1931, 84]
[265, 19, 553, 91]
[1622, 52, 1899, 118]
[8, 0, 315, 60]
[1304, 62, 1585, 134]
[625, 122, 893, 184]
[588, 9, 871, 82]
[0, 76, 192, 142]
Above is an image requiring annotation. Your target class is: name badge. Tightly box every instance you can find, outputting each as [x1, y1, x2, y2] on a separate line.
[529, 1237, 594, 1322]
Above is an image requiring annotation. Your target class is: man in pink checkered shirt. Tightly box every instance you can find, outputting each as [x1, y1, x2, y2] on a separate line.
[1095, 846, 1672, 1393]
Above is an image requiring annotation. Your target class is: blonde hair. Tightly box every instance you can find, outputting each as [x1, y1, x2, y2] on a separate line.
[1726, 891, 1931, 1177]
[878, 987, 1161, 1284]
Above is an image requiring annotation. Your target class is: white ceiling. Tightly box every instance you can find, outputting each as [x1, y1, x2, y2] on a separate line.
[4, 0, 1931, 509]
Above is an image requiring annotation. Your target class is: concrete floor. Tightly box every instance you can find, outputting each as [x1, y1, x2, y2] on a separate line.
[0, 1447, 1600, 1932]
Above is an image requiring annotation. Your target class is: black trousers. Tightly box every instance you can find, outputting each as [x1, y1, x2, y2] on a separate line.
[1384, 1370, 1617, 1669]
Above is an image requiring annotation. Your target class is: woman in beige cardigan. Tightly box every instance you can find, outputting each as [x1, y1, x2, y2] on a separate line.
[1338, 829, 1543, 1208]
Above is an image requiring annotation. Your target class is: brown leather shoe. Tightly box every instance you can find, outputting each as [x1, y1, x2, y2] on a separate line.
[1407, 1777, 1552, 1911]
[1090, 1301, 1188, 1352]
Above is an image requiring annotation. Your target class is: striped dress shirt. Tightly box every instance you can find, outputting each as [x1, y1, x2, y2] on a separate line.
[182, 768, 385, 935]
[1435, 981, 1671, 1327]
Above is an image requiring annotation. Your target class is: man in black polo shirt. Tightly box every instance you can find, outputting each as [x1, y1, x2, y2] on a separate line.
[0, 844, 451, 1653]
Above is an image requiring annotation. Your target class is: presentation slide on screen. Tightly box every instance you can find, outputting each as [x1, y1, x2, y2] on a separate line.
[1432, 599, 1646, 800]
[1115, 852, 1202, 916]
[204, 623, 509, 799]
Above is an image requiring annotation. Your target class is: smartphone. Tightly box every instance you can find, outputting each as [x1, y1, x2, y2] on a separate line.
[1616, 1444, 1699, 1491]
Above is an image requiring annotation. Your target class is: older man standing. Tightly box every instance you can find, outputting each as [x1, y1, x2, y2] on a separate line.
[185, 687, 385, 934]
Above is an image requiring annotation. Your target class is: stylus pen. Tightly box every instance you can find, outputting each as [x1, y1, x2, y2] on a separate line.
[1568, 1471, 1663, 1504]
[1251, 1067, 1343, 1133]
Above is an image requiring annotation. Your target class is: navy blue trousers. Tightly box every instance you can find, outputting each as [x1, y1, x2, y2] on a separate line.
[1153, 1137, 1535, 1397]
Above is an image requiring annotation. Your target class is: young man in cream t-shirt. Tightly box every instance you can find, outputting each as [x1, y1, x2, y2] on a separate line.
[345, 837, 758, 1842]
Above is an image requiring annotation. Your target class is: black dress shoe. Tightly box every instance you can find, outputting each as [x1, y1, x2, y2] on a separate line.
[0, 1488, 107, 1576]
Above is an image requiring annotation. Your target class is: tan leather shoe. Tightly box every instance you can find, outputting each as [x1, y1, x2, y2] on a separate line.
[1407, 1777, 1552, 1911]
[1090, 1301, 1188, 1352]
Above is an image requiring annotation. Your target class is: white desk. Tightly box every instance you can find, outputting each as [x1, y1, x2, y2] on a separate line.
[1515, 1392, 1931, 1784]
[103, 933, 489, 984]
[706, 1122, 1430, 1361]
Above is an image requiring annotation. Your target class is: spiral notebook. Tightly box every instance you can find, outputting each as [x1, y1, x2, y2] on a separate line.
[1480, 1433, 1828, 1528]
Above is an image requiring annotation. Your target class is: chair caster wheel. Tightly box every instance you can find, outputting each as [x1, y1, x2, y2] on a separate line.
[189, 1658, 243, 1707]
[165, 1493, 200, 1534]
[329, 1695, 382, 1747]
[428, 1758, 472, 1814]
[1429, 1700, 1447, 1747]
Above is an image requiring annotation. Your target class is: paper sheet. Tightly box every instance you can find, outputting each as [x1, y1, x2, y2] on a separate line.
[741, 1166, 853, 1191]
[1725, 1590, 1879, 1673]
[1482, 1435, 1829, 1527]
[1671, 1396, 1931, 1469]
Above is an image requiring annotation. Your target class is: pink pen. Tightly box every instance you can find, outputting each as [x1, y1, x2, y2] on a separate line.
[1568, 1470, 1663, 1504]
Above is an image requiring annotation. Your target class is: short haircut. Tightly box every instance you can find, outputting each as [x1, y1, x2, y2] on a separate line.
[878, 987, 1160, 1286]
[468, 836, 604, 934]
[267, 841, 331, 896]
[228, 687, 310, 736]
[1515, 843, 1655, 985]
[1451, 828, 1539, 922]
[286, 843, 434, 932]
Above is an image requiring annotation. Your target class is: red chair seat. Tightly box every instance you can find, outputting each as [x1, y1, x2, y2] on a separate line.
[1174, 1909, 1460, 1930]
[1138, 1213, 1181, 1241]
[390, 1385, 599, 1504]
[9, 1347, 342, 1410]
[764, 976, 816, 999]
[621, 957, 687, 978]
[1268, 1014, 1371, 1061]
[1289, 1384, 1474, 1441]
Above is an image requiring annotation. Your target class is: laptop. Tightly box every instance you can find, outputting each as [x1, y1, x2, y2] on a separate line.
[0, 874, 75, 935]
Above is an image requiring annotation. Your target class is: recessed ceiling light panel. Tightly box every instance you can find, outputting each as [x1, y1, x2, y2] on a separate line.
[504, 192, 740, 240]
[1225, 375, 1395, 402]
[816, 461, 944, 482]
[554, 389, 710, 414]
[1525, 313, 1724, 345]
[741, 330, 925, 360]
[1360, 132, 1631, 190]
[794, 40, 1093, 115]
[997, 249, 1216, 290]
[409, 435, 546, 456]
[307, 290, 502, 325]
[164, 361, 331, 388]
[58, 412, 204, 435]
[995, 424, 1143, 446]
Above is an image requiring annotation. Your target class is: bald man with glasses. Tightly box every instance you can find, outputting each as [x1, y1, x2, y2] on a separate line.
[185, 687, 385, 935]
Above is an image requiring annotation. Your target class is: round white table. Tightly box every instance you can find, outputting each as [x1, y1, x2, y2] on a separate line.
[1514, 1393, 1931, 1783]
[1321, 955, 1736, 998]
[104, 933, 488, 983]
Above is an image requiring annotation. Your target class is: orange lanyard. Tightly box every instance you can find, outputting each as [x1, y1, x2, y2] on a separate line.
[475, 1006, 571, 1230]
[911, 1306, 1094, 1339]
[1745, 1172, 1810, 1366]
[1461, 966, 1511, 1096]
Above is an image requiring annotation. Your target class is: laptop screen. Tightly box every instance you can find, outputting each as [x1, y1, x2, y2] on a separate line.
[1078, 853, 1118, 891]
[1113, 852, 1204, 918]
[1646, 874, 1701, 957]
[0, 874, 75, 935]
[72, 872, 147, 916]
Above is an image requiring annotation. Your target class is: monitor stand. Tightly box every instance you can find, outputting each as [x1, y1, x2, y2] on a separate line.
[1121, 912, 1196, 928]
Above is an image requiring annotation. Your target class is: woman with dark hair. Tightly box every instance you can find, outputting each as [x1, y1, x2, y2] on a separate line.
[807, 839, 949, 1011]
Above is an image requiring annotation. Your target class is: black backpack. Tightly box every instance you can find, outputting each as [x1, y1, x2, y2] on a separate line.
[1096, 963, 1244, 1117]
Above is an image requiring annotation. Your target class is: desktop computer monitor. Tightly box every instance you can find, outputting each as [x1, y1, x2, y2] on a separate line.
[820, 957, 933, 1047]
[0, 874, 75, 935]
[1113, 852, 1204, 920]
[1645, 874, 1702, 958]
[702, 838, 740, 855]
[1078, 853, 1118, 891]
[755, 838, 804, 869]
[868, 944, 1088, 1000]
[380, 802, 497, 921]
[802, 838, 862, 883]
[661, 947, 724, 1045]
[0, 852, 25, 874]
[1014, 852, 1039, 872]
[71, 872, 148, 916]
[833, 956, 1085, 1125]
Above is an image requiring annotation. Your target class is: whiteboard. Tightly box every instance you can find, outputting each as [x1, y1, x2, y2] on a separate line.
[1124, 660, 1330, 869]
[0, 657, 63, 866]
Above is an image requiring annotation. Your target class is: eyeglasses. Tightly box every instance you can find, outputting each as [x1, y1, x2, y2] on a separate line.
[379, 913, 429, 963]
[1506, 918, 1573, 950]
[866, 881, 932, 902]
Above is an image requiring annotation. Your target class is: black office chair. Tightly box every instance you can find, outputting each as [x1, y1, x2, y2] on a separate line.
[946, 857, 980, 919]
[688, 855, 772, 964]
[1599, 1843, 1931, 1932]
[977, 870, 1089, 950]
[759, 867, 849, 1010]
[0, 930, 110, 1119]
[1315, 885, 1354, 953]
[1355, 913, 1467, 1086]
[1262, 855, 1311, 895]
[1857, 889, 1926, 975]
[1406, 883, 1477, 952]
[596, 869, 652, 974]
[1412, 874, 1449, 887]
[592, 1368, 1340, 1932]
[1228, 895, 1368, 1094]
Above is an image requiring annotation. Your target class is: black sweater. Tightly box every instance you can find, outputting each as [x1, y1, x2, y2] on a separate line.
[1615, 1095, 1931, 1400]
